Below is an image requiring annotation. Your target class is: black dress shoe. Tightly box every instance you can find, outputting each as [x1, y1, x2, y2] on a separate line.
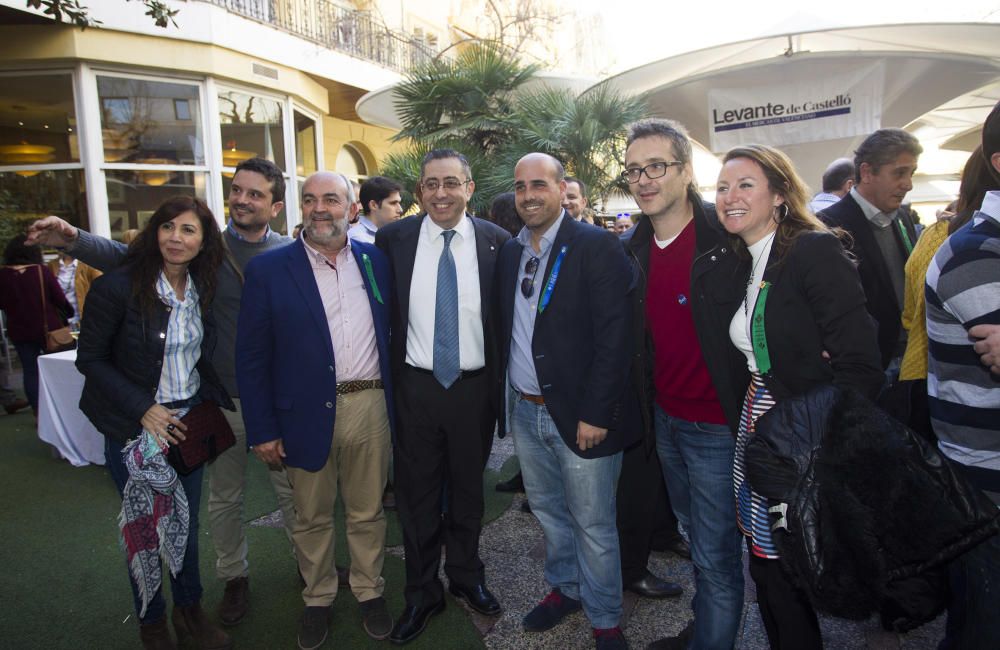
[448, 582, 502, 616]
[652, 535, 692, 559]
[389, 600, 445, 645]
[625, 570, 683, 599]
[665, 536, 691, 559]
[646, 620, 694, 649]
[495, 471, 525, 493]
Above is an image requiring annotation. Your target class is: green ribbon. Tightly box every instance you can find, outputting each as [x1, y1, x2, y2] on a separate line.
[750, 280, 772, 375]
[361, 253, 384, 304]
[896, 219, 914, 256]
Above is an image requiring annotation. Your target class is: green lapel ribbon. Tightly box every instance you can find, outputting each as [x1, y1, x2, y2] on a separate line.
[361, 253, 384, 305]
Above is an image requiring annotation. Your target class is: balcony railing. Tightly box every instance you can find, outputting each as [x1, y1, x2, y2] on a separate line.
[203, 0, 435, 72]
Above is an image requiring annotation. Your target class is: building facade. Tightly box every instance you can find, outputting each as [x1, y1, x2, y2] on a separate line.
[0, 0, 424, 238]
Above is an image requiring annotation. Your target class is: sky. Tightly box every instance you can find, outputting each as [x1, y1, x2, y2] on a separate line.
[572, 0, 1000, 75]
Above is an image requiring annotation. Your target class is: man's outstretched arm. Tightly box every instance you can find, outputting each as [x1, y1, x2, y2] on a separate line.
[26, 216, 128, 272]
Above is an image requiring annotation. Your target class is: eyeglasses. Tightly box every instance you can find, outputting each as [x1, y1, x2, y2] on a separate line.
[621, 161, 683, 184]
[420, 178, 471, 192]
[520, 256, 540, 299]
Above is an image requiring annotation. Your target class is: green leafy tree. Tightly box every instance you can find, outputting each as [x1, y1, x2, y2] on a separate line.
[26, 0, 178, 28]
[381, 43, 647, 217]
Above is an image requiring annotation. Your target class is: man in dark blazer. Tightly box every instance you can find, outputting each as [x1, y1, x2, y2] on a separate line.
[236, 171, 396, 649]
[495, 153, 634, 650]
[374, 149, 510, 644]
[818, 128, 923, 371]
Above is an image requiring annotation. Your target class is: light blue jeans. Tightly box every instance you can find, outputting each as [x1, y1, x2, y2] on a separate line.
[655, 406, 744, 650]
[511, 395, 623, 629]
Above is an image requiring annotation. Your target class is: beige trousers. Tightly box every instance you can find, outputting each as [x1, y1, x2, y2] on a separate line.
[286, 388, 390, 606]
[208, 398, 297, 580]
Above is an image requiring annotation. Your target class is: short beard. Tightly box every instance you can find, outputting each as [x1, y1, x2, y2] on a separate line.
[305, 218, 347, 247]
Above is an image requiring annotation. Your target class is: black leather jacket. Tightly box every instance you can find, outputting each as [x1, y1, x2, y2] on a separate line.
[77, 266, 232, 444]
[746, 384, 999, 631]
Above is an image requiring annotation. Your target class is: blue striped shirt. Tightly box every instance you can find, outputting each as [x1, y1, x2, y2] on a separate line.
[154, 271, 203, 404]
[926, 191, 1000, 476]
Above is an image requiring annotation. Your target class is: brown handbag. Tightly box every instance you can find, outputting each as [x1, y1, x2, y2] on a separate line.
[166, 401, 236, 474]
[36, 265, 75, 353]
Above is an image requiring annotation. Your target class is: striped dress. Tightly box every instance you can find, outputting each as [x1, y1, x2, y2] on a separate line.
[732, 372, 780, 559]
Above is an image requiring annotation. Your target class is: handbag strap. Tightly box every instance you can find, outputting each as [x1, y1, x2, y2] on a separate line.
[36, 264, 53, 338]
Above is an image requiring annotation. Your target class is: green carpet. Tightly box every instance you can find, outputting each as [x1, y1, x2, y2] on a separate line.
[0, 410, 513, 649]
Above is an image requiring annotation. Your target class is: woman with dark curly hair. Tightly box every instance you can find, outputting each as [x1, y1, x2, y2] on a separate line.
[702, 144, 883, 649]
[76, 196, 234, 650]
[0, 234, 73, 415]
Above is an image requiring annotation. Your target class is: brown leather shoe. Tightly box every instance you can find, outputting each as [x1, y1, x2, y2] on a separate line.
[218, 576, 249, 626]
[139, 616, 177, 650]
[172, 602, 233, 649]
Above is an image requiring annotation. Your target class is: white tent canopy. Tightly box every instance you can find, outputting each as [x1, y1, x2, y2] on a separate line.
[594, 22, 1000, 206]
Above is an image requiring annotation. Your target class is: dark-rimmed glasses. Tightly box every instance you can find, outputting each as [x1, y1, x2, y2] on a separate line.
[520, 256, 540, 299]
[420, 178, 471, 192]
[621, 161, 683, 184]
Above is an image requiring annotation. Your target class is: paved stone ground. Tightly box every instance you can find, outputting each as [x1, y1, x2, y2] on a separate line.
[470, 434, 946, 650]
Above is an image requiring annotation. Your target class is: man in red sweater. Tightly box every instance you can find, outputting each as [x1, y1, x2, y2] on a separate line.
[620, 119, 745, 650]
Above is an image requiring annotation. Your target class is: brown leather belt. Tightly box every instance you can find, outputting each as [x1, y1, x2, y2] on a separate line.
[336, 379, 384, 395]
[519, 391, 545, 405]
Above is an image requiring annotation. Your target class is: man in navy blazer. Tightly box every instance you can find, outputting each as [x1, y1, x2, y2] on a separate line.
[495, 153, 635, 649]
[236, 171, 396, 649]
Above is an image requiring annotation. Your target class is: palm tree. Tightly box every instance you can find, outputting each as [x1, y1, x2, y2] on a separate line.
[381, 43, 648, 216]
[393, 43, 539, 153]
[480, 84, 648, 211]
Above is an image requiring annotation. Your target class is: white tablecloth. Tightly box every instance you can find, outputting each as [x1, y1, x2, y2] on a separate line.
[37, 349, 105, 466]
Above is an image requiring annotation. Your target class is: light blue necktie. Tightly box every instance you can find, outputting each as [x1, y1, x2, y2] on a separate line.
[433, 230, 460, 389]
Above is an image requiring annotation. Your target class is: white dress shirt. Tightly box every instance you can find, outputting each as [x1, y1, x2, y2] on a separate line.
[406, 214, 485, 371]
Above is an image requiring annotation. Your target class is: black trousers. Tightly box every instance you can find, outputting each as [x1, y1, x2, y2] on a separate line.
[617, 439, 680, 584]
[747, 547, 822, 650]
[394, 365, 494, 607]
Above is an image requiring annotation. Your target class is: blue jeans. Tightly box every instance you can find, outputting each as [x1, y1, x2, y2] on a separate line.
[655, 406, 744, 650]
[13, 342, 42, 411]
[106, 437, 204, 624]
[940, 532, 1000, 650]
[511, 396, 623, 629]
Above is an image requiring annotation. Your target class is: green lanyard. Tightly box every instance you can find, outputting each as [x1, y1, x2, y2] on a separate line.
[750, 281, 772, 375]
[896, 219, 914, 256]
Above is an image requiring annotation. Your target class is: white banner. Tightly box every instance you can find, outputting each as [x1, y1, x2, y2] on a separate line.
[708, 61, 884, 152]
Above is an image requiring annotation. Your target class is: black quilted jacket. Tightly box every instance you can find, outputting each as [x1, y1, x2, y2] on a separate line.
[746, 385, 999, 631]
[76, 266, 232, 444]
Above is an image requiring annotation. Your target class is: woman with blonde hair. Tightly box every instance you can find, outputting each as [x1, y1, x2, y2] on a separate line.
[695, 144, 883, 648]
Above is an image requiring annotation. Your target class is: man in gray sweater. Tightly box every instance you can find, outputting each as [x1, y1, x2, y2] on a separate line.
[27, 158, 296, 627]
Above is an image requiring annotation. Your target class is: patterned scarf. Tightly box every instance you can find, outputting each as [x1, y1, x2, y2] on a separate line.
[118, 432, 189, 617]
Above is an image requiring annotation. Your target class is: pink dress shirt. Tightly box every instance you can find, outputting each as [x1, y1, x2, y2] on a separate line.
[300, 237, 380, 382]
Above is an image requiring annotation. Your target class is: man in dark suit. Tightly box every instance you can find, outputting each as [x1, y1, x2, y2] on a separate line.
[374, 149, 509, 644]
[236, 171, 396, 649]
[818, 128, 923, 372]
[495, 153, 634, 650]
